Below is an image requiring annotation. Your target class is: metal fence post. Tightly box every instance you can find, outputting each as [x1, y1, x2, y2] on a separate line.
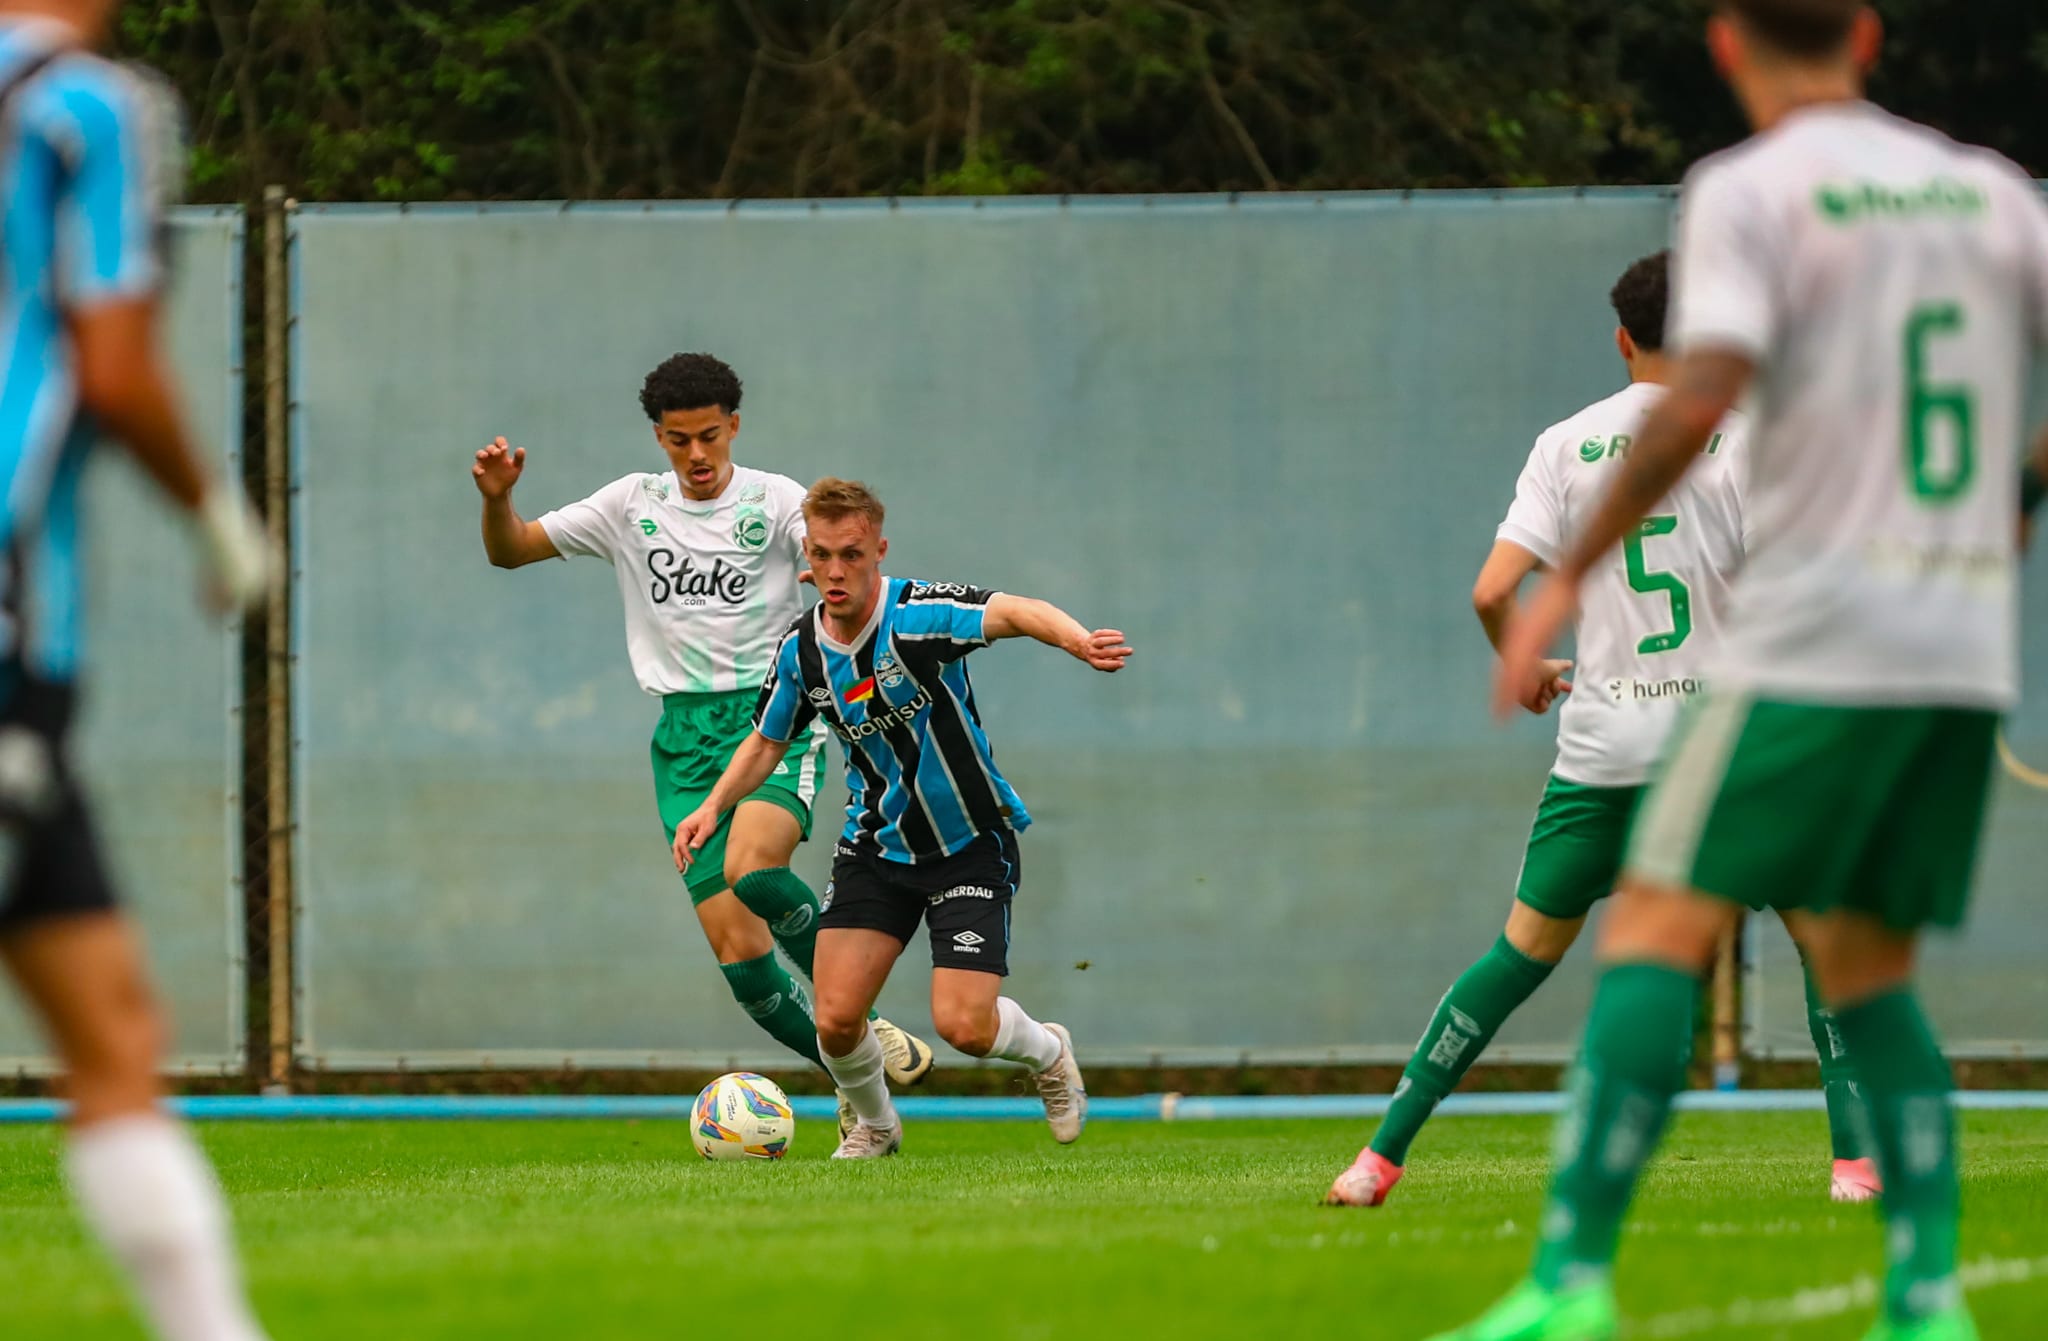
[262, 185, 294, 1092]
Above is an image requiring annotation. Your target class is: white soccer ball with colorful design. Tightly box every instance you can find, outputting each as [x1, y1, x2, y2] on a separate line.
[691, 1072, 794, 1160]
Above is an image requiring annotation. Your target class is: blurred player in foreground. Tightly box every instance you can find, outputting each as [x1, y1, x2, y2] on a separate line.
[1327, 252, 1878, 1211]
[675, 479, 1129, 1157]
[474, 355, 933, 1112]
[1446, 2, 2048, 1338]
[1, 1, 273, 1338]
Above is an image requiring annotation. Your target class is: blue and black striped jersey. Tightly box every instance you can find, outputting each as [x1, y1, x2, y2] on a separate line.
[1, 21, 171, 681]
[754, 576, 1030, 864]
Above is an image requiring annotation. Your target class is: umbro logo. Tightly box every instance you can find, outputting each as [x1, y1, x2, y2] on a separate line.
[807, 688, 833, 705]
[952, 930, 985, 953]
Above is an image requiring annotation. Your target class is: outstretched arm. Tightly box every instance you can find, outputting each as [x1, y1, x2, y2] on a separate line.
[1493, 351, 1751, 717]
[672, 732, 788, 872]
[981, 594, 1132, 672]
[474, 437, 560, 568]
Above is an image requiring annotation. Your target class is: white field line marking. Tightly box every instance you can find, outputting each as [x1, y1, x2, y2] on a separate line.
[1631, 1255, 2048, 1337]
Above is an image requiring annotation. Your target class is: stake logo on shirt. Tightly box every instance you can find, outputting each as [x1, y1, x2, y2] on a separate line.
[647, 549, 750, 607]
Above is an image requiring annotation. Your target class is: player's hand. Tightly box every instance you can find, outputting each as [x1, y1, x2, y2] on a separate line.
[1071, 628, 1132, 673]
[1521, 659, 1574, 715]
[472, 437, 526, 498]
[672, 806, 720, 874]
[1493, 576, 1578, 721]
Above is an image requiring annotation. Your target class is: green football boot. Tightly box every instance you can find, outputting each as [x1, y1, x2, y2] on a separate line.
[1861, 1307, 1980, 1341]
[1425, 1280, 1618, 1341]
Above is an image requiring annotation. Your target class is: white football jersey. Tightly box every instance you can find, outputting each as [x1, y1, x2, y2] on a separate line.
[539, 465, 809, 695]
[1499, 382, 1748, 787]
[1671, 102, 2048, 708]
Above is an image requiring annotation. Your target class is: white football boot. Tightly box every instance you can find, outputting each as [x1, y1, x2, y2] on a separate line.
[872, 1017, 935, 1087]
[1032, 1023, 1088, 1144]
[831, 1121, 902, 1159]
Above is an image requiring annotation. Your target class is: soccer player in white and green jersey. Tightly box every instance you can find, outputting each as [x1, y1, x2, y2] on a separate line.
[472, 353, 932, 1091]
[1448, 3, 2048, 1339]
[1328, 252, 1877, 1211]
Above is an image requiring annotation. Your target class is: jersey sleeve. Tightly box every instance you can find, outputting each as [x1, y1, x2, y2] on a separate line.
[2003, 170, 2048, 350]
[751, 629, 816, 744]
[774, 480, 809, 571]
[1669, 159, 1781, 362]
[1494, 433, 1566, 566]
[895, 582, 998, 662]
[38, 63, 172, 307]
[536, 475, 636, 563]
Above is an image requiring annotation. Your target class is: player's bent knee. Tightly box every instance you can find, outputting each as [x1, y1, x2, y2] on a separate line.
[813, 1003, 869, 1057]
[1504, 902, 1582, 964]
[61, 998, 166, 1117]
[696, 892, 775, 964]
[932, 1005, 998, 1058]
[1594, 878, 1734, 972]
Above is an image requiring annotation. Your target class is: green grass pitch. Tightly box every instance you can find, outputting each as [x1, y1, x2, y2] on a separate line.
[5, 1112, 2047, 1339]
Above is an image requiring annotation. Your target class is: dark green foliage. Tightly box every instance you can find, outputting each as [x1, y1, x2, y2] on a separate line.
[113, 2, 2046, 203]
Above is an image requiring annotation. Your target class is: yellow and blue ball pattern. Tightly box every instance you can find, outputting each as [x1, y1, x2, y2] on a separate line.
[690, 1072, 795, 1161]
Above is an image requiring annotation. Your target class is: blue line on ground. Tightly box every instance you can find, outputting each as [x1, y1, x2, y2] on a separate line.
[0, 1090, 2042, 1125]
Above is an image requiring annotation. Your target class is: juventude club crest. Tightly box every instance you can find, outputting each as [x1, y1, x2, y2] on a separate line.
[733, 506, 769, 551]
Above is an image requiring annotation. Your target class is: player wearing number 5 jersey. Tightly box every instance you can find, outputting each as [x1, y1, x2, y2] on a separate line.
[1457, 3, 2048, 1339]
[473, 354, 932, 1105]
[1329, 253, 1874, 1212]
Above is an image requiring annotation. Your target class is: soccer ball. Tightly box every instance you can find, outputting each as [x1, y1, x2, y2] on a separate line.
[690, 1072, 794, 1161]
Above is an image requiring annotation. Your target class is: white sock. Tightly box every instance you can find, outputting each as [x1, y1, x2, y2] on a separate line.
[990, 997, 1062, 1071]
[820, 1026, 898, 1129]
[65, 1114, 268, 1341]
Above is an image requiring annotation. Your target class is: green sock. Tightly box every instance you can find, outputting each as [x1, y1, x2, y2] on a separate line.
[1832, 989, 1961, 1323]
[1802, 959, 1871, 1162]
[732, 867, 821, 977]
[1370, 934, 1555, 1164]
[718, 952, 823, 1070]
[1531, 962, 1697, 1291]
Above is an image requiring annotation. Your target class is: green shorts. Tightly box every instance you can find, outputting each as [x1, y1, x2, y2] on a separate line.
[1626, 695, 1999, 931]
[1512, 776, 1642, 921]
[652, 690, 827, 904]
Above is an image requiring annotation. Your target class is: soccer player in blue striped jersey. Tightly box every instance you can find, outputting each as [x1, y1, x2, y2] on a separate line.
[674, 477, 1131, 1157]
[2, 4, 272, 1340]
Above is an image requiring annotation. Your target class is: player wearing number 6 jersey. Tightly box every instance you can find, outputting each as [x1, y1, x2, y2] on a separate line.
[473, 354, 932, 1106]
[1328, 253, 1875, 1212]
[1449, 3, 2048, 1339]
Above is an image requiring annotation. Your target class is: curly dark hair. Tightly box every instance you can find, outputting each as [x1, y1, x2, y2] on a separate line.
[1723, 0, 1860, 59]
[1609, 251, 1670, 353]
[639, 353, 743, 422]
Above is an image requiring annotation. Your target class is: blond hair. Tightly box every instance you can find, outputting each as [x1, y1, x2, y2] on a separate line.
[803, 477, 886, 529]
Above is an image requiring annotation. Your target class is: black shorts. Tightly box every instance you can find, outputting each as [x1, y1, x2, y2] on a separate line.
[822, 828, 1021, 974]
[0, 679, 119, 932]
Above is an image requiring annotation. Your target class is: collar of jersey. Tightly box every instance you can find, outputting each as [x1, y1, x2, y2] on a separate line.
[666, 468, 741, 515]
[815, 578, 893, 655]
